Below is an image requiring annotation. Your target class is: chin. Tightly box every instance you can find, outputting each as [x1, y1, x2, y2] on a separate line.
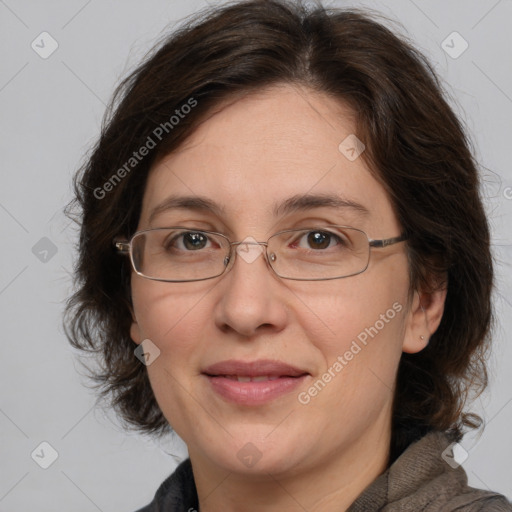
[197, 429, 307, 477]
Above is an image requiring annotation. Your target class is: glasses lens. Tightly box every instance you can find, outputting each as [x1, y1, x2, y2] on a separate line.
[268, 226, 370, 280]
[131, 228, 229, 281]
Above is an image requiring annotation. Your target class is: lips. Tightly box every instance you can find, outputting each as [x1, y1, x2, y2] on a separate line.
[222, 375, 280, 382]
[203, 359, 308, 379]
[202, 359, 309, 405]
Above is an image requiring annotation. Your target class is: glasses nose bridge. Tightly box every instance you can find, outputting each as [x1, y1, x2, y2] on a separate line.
[230, 240, 269, 248]
[226, 239, 273, 273]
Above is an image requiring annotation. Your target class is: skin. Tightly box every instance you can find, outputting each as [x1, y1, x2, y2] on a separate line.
[129, 84, 446, 512]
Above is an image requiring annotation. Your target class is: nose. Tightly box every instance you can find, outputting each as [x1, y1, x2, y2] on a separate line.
[213, 239, 288, 338]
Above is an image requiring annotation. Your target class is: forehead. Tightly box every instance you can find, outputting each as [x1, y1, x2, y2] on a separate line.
[140, 84, 399, 235]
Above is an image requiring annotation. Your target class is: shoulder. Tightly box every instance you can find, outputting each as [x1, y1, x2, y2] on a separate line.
[402, 431, 512, 512]
[441, 491, 512, 511]
[133, 458, 198, 512]
[349, 430, 512, 511]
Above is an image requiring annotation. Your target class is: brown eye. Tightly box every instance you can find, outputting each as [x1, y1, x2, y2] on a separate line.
[165, 231, 212, 251]
[306, 231, 333, 250]
[181, 232, 209, 250]
[295, 230, 346, 251]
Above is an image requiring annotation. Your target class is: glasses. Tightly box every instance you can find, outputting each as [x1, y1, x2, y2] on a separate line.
[114, 226, 407, 282]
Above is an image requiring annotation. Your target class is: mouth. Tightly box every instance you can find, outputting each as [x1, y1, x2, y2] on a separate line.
[215, 375, 283, 382]
[202, 359, 310, 405]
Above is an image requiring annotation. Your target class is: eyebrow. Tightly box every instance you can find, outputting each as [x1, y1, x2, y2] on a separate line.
[149, 195, 226, 224]
[148, 192, 370, 224]
[274, 193, 370, 218]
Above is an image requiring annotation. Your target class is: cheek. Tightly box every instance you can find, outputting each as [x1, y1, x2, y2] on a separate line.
[130, 279, 215, 435]
[296, 277, 408, 423]
[291, 264, 409, 416]
[295, 270, 408, 357]
[130, 277, 213, 357]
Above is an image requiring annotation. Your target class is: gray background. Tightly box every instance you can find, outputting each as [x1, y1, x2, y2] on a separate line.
[0, 0, 511, 510]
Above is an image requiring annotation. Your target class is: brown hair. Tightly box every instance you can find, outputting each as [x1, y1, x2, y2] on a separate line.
[64, 0, 493, 462]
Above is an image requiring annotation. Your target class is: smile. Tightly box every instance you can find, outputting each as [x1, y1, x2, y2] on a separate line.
[204, 374, 308, 405]
[202, 359, 310, 405]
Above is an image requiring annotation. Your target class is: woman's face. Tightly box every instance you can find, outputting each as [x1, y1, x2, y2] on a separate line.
[130, 84, 432, 477]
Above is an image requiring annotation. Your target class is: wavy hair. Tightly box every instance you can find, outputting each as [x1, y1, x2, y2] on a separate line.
[64, 0, 493, 462]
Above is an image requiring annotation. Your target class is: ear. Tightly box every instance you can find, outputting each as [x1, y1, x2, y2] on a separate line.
[402, 283, 447, 354]
[129, 304, 143, 345]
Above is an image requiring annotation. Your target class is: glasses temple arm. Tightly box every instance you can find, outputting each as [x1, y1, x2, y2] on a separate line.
[114, 240, 131, 254]
[369, 233, 408, 248]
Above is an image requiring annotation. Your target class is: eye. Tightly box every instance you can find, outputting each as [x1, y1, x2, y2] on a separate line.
[294, 230, 346, 251]
[165, 231, 213, 251]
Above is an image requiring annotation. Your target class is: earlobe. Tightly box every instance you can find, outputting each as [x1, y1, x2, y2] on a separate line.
[129, 304, 143, 345]
[130, 321, 143, 345]
[402, 285, 447, 354]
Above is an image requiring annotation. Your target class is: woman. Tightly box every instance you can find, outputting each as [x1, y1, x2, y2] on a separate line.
[64, 1, 512, 510]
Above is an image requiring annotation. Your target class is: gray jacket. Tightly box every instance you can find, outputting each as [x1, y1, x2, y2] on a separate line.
[135, 431, 512, 511]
